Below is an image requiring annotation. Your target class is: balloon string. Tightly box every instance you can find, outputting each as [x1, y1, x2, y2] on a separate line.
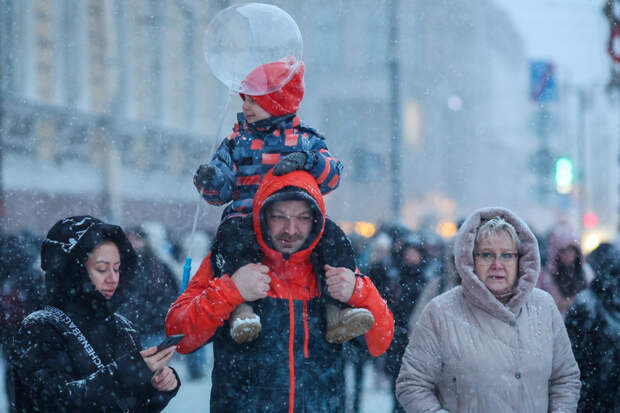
[181, 89, 235, 292]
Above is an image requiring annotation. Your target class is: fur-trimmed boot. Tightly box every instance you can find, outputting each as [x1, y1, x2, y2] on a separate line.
[325, 304, 375, 344]
[230, 302, 261, 344]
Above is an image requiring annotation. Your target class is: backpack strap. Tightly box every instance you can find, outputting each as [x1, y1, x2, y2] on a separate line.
[44, 305, 104, 369]
[44, 306, 132, 412]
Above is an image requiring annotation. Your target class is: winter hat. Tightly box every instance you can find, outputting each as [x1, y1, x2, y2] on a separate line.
[240, 58, 305, 117]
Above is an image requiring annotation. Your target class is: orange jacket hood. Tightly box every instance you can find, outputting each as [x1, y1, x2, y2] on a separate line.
[253, 170, 326, 262]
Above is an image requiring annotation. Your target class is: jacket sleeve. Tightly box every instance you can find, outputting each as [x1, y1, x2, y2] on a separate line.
[165, 253, 245, 354]
[548, 301, 581, 413]
[302, 134, 343, 195]
[194, 137, 237, 206]
[347, 274, 394, 357]
[10, 317, 169, 411]
[395, 301, 445, 413]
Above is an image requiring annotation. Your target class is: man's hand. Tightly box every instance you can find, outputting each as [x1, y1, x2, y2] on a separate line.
[231, 263, 271, 301]
[194, 164, 216, 188]
[324, 264, 356, 303]
[151, 366, 178, 392]
[273, 152, 307, 175]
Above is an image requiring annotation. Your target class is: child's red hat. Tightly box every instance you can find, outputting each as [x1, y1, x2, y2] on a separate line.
[240, 58, 305, 117]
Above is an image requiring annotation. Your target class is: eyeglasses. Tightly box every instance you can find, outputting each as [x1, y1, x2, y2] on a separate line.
[474, 251, 519, 265]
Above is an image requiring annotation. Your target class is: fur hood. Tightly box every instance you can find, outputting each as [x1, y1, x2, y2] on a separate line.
[454, 207, 541, 322]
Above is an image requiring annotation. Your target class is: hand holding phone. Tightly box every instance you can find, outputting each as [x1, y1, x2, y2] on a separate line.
[155, 334, 184, 353]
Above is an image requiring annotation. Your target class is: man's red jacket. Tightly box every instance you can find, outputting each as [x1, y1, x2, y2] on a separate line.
[166, 170, 393, 356]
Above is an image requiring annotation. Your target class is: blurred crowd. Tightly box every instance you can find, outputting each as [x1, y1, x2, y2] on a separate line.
[2, 218, 619, 412]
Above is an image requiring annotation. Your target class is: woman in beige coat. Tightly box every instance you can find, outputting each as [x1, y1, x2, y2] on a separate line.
[396, 207, 580, 413]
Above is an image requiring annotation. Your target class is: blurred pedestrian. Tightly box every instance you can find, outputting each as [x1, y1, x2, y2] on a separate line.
[0, 232, 45, 410]
[0, 233, 45, 347]
[537, 223, 594, 318]
[418, 229, 445, 281]
[407, 233, 460, 333]
[382, 233, 428, 413]
[565, 242, 620, 411]
[118, 226, 180, 348]
[397, 207, 580, 412]
[8, 216, 180, 412]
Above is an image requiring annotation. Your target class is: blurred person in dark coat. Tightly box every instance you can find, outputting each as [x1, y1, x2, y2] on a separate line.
[118, 226, 180, 349]
[537, 223, 594, 318]
[381, 233, 428, 413]
[8, 216, 179, 412]
[371, 224, 411, 308]
[0, 233, 45, 345]
[0, 232, 45, 411]
[407, 235, 460, 332]
[418, 229, 446, 282]
[565, 242, 620, 412]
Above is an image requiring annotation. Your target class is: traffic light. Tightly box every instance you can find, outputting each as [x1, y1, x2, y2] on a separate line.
[554, 157, 573, 193]
[583, 212, 598, 228]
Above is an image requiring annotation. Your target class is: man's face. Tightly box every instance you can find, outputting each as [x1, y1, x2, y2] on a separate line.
[266, 200, 313, 254]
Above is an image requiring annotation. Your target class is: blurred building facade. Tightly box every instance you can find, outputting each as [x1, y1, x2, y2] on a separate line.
[1, 0, 616, 239]
[0, 0, 226, 235]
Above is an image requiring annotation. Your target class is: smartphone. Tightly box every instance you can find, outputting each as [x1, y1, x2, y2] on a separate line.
[155, 334, 184, 353]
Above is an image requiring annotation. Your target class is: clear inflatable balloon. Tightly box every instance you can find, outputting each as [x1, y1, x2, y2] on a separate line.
[204, 3, 303, 96]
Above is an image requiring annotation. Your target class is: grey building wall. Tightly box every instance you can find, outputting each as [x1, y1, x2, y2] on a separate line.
[1, 0, 542, 236]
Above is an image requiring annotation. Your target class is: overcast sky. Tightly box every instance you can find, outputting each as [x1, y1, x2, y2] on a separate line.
[494, 0, 612, 86]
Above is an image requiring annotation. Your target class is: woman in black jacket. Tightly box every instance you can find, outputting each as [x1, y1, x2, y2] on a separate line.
[9, 216, 180, 412]
[565, 242, 620, 412]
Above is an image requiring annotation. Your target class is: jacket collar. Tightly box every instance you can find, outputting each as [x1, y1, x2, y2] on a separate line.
[237, 112, 298, 135]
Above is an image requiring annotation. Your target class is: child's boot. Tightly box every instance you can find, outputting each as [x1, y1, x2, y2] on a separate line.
[325, 304, 375, 344]
[230, 303, 261, 344]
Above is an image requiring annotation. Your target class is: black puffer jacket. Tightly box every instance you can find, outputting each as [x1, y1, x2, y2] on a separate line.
[565, 243, 620, 412]
[9, 216, 179, 412]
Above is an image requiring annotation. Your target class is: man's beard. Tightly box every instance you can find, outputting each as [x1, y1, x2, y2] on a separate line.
[275, 232, 303, 243]
[274, 232, 304, 251]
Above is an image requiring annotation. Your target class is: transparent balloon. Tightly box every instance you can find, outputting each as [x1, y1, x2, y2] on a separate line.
[203, 3, 303, 96]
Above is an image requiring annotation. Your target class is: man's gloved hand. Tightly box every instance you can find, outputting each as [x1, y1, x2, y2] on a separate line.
[273, 152, 307, 176]
[195, 164, 217, 188]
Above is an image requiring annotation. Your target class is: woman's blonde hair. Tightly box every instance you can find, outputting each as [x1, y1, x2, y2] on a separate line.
[475, 216, 521, 252]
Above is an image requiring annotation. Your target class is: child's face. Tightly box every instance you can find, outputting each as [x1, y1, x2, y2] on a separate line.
[242, 96, 271, 123]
